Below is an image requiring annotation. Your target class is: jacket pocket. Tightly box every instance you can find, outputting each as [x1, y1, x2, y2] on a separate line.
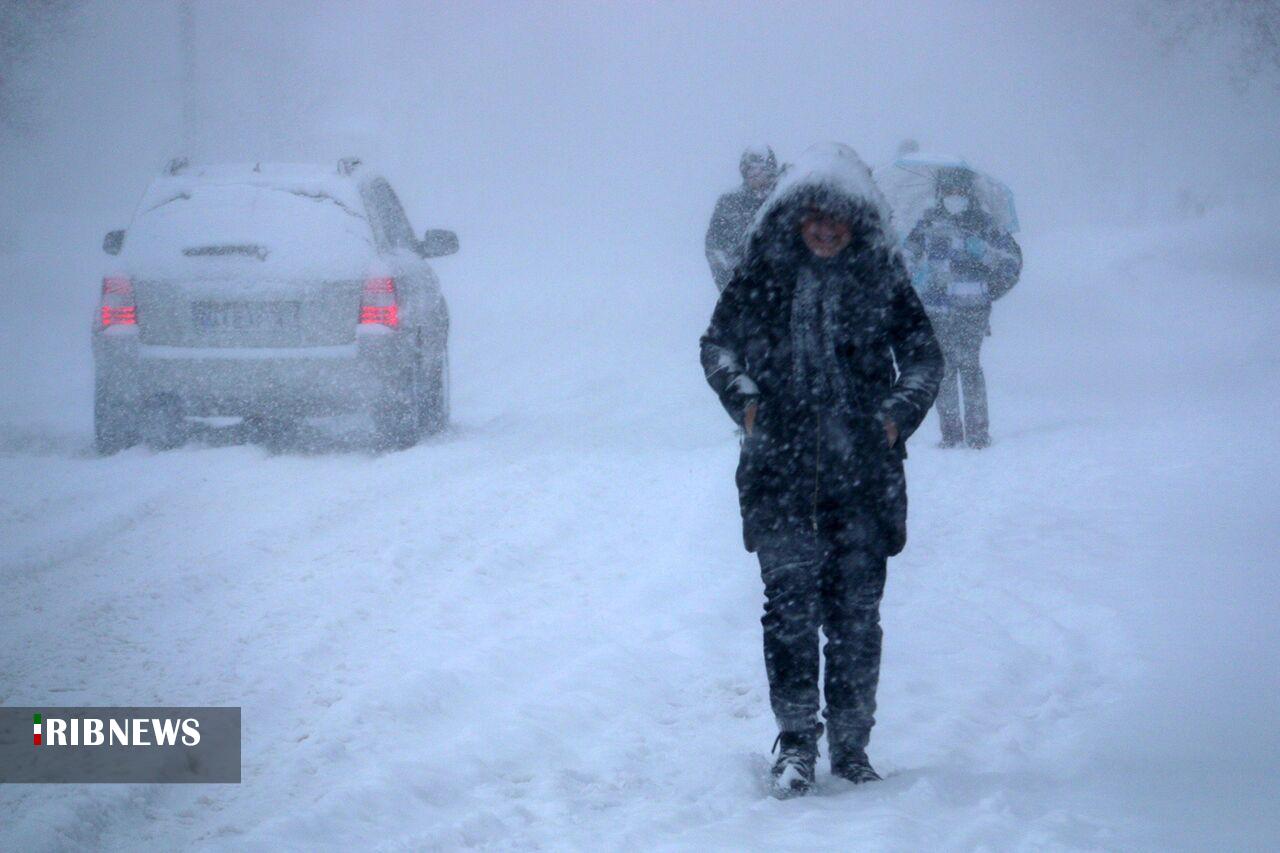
[881, 451, 908, 556]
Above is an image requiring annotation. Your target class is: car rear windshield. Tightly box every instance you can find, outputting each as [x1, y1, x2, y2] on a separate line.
[126, 183, 375, 277]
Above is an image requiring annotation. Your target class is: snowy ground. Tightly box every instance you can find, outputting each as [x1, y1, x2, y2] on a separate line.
[2, 210, 1278, 850]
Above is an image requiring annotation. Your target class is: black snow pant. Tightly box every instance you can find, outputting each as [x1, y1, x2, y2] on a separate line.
[932, 310, 989, 445]
[757, 524, 887, 750]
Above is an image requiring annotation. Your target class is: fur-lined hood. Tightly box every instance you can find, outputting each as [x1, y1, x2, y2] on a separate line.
[743, 142, 897, 274]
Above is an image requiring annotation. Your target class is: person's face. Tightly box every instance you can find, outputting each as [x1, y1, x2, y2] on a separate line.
[745, 167, 774, 193]
[941, 192, 972, 215]
[800, 212, 853, 258]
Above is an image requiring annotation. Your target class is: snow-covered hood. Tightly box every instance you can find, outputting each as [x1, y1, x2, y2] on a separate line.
[746, 142, 896, 255]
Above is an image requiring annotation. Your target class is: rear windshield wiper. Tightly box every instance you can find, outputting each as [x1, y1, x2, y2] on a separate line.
[285, 189, 366, 221]
[145, 191, 191, 213]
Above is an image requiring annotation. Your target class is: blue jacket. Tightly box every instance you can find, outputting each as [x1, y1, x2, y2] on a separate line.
[903, 206, 1021, 316]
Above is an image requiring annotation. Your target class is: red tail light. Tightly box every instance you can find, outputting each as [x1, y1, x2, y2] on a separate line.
[100, 276, 137, 326]
[360, 276, 399, 327]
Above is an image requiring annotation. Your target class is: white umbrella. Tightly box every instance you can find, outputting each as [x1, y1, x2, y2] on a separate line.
[874, 152, 1019, 245]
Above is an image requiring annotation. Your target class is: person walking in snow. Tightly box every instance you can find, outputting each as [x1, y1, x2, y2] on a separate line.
[903, 166, 1021, 448]
[705, 145, 782, 292]
[700, 143, 943, 797]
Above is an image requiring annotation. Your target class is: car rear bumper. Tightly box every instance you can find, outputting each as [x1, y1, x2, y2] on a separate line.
[93, 332, 409, 417]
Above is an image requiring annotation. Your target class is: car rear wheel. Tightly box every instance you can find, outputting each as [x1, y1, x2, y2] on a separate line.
[94, 373, 138, 455]
[419, 349, 450, 436]
[372, 358, 422, 451]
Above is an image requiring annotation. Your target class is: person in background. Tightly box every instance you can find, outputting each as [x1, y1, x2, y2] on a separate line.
[701, 143, 942, 798]
[903, 167, 1021, 448]
[705, 145, 781, 292]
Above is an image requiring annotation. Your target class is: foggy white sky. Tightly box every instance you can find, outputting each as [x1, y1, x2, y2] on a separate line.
[2, 0, 1277, 376]
[7, 1, 1279, 236]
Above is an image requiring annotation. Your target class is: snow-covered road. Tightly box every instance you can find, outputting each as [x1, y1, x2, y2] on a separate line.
[2, 214, 1278, 850]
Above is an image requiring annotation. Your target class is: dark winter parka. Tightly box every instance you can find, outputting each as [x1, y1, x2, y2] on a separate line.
[701, 145, 943, 555]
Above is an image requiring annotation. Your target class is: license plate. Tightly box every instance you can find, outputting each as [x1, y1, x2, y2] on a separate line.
[192, 301, 301, 331]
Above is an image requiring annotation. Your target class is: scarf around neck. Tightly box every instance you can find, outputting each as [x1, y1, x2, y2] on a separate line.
[790, 261, 854, 414]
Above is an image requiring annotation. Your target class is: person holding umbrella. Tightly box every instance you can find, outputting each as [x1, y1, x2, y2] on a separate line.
[901, 165, 1022, 448]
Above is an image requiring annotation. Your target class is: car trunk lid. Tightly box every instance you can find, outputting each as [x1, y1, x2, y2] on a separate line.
[136, 276, 362, 348]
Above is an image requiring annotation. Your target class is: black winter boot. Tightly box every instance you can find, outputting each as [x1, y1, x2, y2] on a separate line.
[769, 724, 821, 798]
[830, 743, 881, 784]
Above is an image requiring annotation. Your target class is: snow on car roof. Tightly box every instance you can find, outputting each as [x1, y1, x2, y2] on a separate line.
[136, 163, 367, 217]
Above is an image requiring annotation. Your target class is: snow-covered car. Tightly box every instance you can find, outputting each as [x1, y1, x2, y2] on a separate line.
[92, 158, 457, 452]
